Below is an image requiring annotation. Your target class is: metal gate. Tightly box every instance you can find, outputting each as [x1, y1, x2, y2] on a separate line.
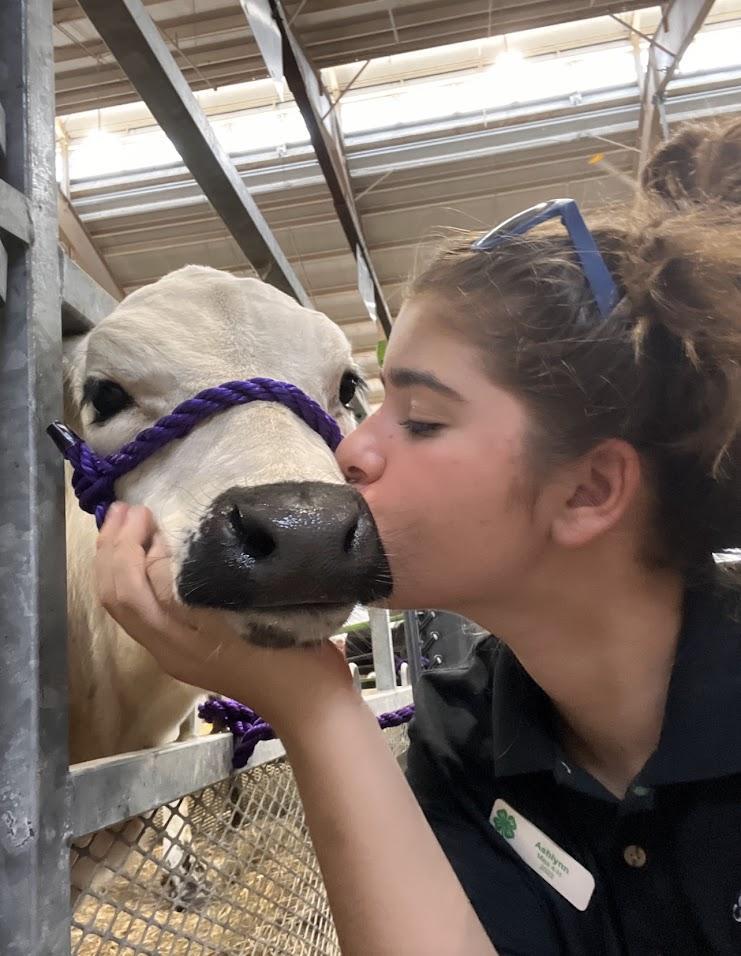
[69, 721, 411, 956]
[0, 3, 416, 952]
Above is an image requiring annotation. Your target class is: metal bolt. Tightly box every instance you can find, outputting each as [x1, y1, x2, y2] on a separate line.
[432, 654, 443, 666]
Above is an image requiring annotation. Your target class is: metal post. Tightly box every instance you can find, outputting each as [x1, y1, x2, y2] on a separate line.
[655, 95, 670, 141]
[261, 0, 394, 336]
[637, 0, 713, 166]
[60, 251, 119, 331]
[58, 190, 123, 301]
[0, 0, 72, 952]
[423, 611, 476, 670]
[369, 607, 397, 692]
[402, 610, 425, 689]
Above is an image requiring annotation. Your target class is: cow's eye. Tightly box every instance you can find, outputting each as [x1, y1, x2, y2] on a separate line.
[339, 371, 365, 408]
[83, 378, 133, 424]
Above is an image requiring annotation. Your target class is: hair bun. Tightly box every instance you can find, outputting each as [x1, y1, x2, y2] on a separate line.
[640, 118, 741, 207]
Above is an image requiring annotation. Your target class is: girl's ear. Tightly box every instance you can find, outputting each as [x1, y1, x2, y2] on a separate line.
[550, 439, 643, 549]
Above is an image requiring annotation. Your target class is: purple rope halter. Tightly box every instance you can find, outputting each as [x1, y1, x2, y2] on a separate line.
[47, 378, 343, 528]
[49, 379, 413, 761]
[199, 695, 415, 769]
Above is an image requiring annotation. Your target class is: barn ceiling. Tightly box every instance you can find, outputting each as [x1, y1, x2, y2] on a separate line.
[54, 0, 654, 114]
[54, 0, 741, 406]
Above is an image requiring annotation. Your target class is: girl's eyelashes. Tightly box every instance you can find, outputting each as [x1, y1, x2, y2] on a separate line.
[400, 420, 444, 438]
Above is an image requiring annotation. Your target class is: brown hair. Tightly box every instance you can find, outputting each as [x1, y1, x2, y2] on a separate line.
[410, 119, 741, 577]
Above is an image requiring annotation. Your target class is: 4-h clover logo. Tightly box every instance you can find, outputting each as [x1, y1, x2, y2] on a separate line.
[493, 808, 517, 840]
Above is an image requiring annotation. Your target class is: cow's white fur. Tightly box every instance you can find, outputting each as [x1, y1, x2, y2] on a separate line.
[64, 266, 359, 900]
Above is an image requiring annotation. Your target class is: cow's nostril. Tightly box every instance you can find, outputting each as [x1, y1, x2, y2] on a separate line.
[229, 505, 276, 560]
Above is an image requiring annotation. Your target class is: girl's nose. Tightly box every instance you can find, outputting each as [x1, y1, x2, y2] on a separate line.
[336, 420, 385, 486]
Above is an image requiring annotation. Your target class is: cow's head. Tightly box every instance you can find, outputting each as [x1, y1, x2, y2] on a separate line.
[64, 265, 391, 645]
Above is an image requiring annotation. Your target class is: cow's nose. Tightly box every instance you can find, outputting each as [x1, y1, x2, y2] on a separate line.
[178, 482, 391, 610]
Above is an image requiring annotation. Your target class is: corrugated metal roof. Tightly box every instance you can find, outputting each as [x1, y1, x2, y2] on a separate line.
[55, 2, 741, 405]
[54, 0, 652, 113]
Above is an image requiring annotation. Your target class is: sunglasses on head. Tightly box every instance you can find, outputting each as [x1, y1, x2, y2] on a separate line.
[472, 198, 621, 319]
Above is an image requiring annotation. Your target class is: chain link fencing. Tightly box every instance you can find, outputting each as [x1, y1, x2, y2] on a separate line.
[71, 725, 410, 955]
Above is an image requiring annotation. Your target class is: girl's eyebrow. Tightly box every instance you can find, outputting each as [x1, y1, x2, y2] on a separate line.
[382, 367, 465, 402]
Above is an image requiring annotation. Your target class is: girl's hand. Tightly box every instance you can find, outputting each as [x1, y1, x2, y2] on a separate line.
[95, 502, 356, 733]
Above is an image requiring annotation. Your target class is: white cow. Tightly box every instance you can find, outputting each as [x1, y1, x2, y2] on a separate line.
[64, 265, 389, 903]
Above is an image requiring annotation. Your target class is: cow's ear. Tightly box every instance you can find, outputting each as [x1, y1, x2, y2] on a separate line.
[62, 333, 89, 431]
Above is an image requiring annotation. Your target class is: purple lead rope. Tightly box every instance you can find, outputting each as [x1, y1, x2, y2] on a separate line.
[48, 377, 343, 528]
[199, 695, 415, 769]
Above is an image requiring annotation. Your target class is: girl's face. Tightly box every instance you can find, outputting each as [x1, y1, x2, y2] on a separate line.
[336, 295, 554, 616]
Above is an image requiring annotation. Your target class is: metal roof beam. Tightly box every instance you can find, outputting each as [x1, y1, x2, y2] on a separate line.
[638, 0, 714, 167]
[251, 0, 393, 335]
[50, 2, 670, 116]
[75, 0, 310, 306]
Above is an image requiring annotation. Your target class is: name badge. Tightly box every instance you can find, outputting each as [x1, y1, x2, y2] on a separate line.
[490, 799, 595, 911]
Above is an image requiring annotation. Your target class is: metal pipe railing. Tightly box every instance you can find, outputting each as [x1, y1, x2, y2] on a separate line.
[0, 1, 72, 951]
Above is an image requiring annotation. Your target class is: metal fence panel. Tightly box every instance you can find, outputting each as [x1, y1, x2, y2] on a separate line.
[0, 0, 72, 953]
[70, 727, 410, 955]
[70, 688, 413, 840]
[0, 5, 415, 949]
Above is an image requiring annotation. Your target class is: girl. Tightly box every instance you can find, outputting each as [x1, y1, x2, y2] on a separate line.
[95, 119, 741, 955]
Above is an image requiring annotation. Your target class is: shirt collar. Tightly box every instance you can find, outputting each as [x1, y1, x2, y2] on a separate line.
[490, 581, 741, 787]
[643, 581, 741, 785]
[490, 640, 556, 778]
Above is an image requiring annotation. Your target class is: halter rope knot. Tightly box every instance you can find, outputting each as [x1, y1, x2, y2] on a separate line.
[199, 695, 416, 769]
[47, 378, 343, 528]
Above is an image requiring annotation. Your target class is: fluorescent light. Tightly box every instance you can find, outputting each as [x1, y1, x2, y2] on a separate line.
[494, 49, 525, 70]
[62, 19, 741, 182]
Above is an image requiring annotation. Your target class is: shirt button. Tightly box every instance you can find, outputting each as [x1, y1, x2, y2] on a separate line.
[623, 844, 647, 868]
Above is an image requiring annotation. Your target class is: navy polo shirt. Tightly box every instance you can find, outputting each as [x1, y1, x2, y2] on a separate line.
[406, 582, 741, 954]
